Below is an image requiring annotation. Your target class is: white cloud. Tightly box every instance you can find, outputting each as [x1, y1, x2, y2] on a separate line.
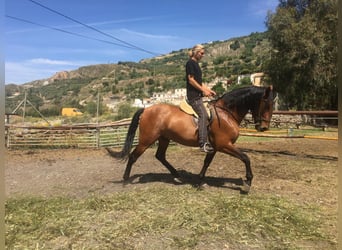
[113, 28, 188, 56]
[5, 62, 56, 84]
[5, 58, 99, 84]
[90, 17, 156, 27]
[29, 58, 81, 66]
[6, 16, 157, 35]
[119, 28, 179, 40]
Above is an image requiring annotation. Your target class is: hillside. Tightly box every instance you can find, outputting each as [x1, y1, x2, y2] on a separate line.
[5, 32, 270, 116]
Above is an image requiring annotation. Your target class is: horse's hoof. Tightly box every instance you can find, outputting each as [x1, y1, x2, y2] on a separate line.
[173, 177, 183, 184]
[122, 178, 131, 186]
[240, 180, 251, 194]
[195, 182, 208, 190]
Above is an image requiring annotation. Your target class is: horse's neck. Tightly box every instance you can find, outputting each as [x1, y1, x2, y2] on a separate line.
[233, 107, 250, 124]
[214, 99, 249, 124]
[218, 89, 260, 124]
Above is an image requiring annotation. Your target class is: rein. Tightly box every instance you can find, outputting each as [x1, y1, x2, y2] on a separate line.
[208, 86, 274, 128]
[211, 100, 272, 127]
[211, 102, 240, 127]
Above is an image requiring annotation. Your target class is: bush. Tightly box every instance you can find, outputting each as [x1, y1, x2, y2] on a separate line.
[115, 103, 139, 120]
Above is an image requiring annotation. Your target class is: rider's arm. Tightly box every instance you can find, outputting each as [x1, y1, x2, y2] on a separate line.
[187, 75, 216, 97]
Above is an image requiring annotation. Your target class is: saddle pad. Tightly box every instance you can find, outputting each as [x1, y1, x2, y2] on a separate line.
[179, 99, 198, 117]
[179, 99, 210, 118]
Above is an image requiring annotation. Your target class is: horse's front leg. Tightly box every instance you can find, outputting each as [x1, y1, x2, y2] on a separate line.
[198, 152, 216, 187]
[222, 145, 253, 193]
[239, 151, 253, 188]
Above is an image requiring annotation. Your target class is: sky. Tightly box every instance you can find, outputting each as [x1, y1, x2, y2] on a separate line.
[5, 0, 279, 85]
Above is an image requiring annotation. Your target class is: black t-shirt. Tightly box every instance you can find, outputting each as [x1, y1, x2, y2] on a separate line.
[186, 59, 203, 101]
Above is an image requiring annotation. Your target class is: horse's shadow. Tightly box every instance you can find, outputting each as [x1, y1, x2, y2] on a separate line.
[111, 170, 247, 193]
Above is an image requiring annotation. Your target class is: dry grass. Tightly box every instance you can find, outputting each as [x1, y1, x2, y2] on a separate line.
[6, 184, 336, 250]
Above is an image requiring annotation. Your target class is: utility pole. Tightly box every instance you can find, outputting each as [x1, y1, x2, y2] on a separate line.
[22, 91, 27, 123]
[11, 90, 51, 126]
[96, 91, 100, 124]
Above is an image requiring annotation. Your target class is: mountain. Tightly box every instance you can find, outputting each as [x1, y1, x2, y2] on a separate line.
[5, 32, 270, 116]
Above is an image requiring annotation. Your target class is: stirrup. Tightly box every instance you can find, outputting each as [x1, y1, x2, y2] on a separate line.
[200, 142, 214, 153]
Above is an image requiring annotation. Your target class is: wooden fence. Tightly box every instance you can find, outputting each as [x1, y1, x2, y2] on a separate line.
[5, 111, 338, 149]
[5, 120, 137, 149]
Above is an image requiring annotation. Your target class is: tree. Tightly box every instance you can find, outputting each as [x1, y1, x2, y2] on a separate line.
[85, 100, 108, 116]
[230, 40, 240, 50]
[212, 82, 225, 96]
[265, 0, 337, 110]
[84, 101, 97, 116]
[115, 103, 138, 120]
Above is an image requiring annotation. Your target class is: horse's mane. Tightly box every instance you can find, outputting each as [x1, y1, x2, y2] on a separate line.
[218, 86, 267, 109]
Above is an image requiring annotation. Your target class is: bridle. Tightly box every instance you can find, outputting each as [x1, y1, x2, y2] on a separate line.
[254, 98, 274, 126]
[208, 89, 274, 127]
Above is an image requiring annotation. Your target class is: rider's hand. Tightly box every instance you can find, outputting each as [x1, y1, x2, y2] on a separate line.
[202, 85, 216, 97]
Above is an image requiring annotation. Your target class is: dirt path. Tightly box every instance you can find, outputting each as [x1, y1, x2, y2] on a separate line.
[6, 139, 337, 201]
[5, 138, 338, 247]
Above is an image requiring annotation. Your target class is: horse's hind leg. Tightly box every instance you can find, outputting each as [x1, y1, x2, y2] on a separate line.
[155, 137, 181, 181]
[123, 144, 148, 181]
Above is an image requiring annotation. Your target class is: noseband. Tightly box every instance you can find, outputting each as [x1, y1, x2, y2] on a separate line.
[254, 98, 273, 125]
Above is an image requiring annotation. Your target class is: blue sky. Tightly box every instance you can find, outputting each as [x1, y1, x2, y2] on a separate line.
[5, 0, 278, 84]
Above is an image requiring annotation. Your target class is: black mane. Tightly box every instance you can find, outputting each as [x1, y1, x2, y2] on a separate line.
[219, 86, 268, 109]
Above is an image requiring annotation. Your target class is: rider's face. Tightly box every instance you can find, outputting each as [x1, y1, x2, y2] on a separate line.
[195, 50, 205, 61]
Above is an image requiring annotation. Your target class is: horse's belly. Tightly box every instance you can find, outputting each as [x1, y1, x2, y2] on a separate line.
[163, 118, 198, 146]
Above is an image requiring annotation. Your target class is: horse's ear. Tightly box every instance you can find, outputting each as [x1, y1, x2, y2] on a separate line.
[263, 85, 272, 99]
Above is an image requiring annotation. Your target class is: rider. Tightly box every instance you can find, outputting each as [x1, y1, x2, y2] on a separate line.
[185, 44, 216, 153]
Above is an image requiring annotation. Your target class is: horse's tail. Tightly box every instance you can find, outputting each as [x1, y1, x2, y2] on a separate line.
[121, 108, 144, 158]
[106, 108, 145, 160]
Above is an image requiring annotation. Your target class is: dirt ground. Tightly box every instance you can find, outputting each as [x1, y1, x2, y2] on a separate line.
[5, 138, 338, 243]
[5, 138, 337, 202]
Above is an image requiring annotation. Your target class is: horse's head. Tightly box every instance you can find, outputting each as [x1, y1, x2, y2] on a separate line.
[252, 85, 275, 132]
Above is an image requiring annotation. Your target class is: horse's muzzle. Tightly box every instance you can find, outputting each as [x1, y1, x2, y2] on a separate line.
[255, 125, 269, 132]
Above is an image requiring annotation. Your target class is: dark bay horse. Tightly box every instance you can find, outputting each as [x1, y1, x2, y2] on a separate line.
[107, 85, 275, 192]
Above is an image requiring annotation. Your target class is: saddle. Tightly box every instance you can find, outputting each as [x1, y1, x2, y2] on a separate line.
[179, 99, 211, 119]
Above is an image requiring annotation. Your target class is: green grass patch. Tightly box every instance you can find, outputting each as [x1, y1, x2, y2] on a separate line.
[237, 127, 338, 143]
[6, 185, 335, 249]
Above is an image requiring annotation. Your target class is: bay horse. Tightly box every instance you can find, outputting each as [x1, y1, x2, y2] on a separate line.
[107, 85, 275, 192]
